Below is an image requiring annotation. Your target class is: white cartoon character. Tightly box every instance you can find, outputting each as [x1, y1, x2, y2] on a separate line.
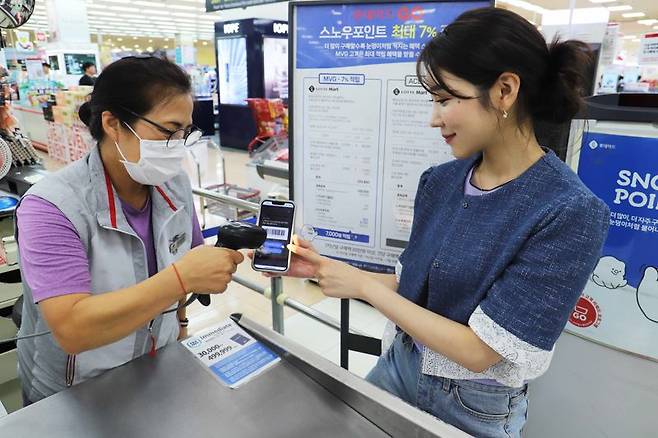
[591, 256, 628, 289]
[637, 266, 658, 322]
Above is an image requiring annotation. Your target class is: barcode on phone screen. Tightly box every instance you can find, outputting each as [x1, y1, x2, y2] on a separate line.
[263, 226, 289, 241]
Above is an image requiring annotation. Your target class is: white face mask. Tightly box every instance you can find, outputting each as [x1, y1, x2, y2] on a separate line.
[115, 122, 186, 186]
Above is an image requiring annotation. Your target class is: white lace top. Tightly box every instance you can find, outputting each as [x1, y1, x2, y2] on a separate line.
[392, 261, 554, 388]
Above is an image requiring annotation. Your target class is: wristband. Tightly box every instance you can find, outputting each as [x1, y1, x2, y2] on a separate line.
[171, 263, 187, 295]
[179, 318, 189, 328]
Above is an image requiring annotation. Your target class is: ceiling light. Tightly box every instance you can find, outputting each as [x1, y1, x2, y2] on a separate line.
[589, 0, 615, 3]
[89, 10, 125, 16]
[117, 37, 123, 41]
[637, 19, 658, 26]
[133, 1, 161, 6]
[632, 38, 640, 42]
[497, 0, 546, 15]
[654, 25, 658, 30]
[108, 6, 140, 12]
[164, 45, 169, 49]
[202, 41, 207, 45]
[169, 5, 199, 10]
[622, 12, 645, 18]
[142, 15, 177, 21]
[607, 5, 632, 12]
[143, 9, 170, 15]
[622, 35, 637, 39]
[103, 0, 131, 3]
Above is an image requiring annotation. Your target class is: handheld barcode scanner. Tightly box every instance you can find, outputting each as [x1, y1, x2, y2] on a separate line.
[193, 222, 268, 307]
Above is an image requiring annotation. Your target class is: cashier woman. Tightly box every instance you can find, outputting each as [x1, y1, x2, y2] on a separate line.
[282, 9, 609, 438]
[15, 56, 244, 405]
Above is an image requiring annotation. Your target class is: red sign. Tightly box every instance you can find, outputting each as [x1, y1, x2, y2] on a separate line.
[36, 32, 46, 42]
[569, 296, 601, 328]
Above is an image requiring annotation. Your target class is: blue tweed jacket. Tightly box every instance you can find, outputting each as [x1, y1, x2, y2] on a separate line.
[398, 150, 610, 351]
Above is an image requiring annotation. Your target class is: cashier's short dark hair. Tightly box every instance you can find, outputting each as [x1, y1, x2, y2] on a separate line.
[79, 56, 191, 141]
[417, 7, 593, 126]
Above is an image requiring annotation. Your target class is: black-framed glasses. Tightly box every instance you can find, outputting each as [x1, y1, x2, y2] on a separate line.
[120, 106, 203, 148]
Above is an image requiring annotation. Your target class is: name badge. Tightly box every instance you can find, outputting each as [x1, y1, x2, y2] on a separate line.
[169, 232, 186, 255]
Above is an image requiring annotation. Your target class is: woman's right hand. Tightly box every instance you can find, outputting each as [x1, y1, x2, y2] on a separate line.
[175, 245, 244, 294]
[249, 235, 320, 279]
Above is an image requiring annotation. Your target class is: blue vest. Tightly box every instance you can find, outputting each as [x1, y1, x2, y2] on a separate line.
[398, 151, 609, 351]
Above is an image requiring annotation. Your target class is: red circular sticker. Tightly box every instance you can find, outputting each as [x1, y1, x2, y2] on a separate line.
[569, 296, 598, 328]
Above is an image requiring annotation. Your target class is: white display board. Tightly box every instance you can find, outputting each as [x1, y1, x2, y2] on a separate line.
[290, 0, 489, 272]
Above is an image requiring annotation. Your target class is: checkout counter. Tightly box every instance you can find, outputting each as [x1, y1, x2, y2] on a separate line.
[0, 315, 467, 437]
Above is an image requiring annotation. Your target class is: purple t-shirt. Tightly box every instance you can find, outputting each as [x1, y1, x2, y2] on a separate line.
[16, 194, 204, 303]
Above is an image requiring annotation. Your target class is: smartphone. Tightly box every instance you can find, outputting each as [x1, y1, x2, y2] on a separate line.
[252, 199, 296, 273]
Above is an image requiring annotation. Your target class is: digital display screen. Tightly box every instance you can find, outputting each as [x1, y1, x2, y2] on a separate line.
[254, 201, 295, 271]
[263, 37, 288, 100]
[64, 53, 95, 75]
[216, 37, 248, 105]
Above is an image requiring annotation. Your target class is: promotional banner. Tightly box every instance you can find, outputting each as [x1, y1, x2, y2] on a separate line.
[14, 30, 34, 52]
[599, 23, 619, 66]
[570, 130, 658, 360]
[638, 32, 658, 66]
[292, 1, 489, 272]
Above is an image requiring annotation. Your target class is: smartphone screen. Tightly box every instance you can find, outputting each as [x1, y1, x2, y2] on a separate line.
[252, 200, 295, 272]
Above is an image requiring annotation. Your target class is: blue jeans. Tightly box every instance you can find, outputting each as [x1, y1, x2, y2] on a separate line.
[366, 332, 528, 438]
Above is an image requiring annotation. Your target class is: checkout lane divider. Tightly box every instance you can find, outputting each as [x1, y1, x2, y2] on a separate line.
[231, 274, 369, 337]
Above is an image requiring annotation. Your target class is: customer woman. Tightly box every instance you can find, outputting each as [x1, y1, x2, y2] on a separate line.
[16, 56, 243, 405]
[278, 8, 609, 437]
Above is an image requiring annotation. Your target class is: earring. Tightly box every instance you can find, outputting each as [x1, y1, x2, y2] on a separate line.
[502, 110, 509, 119]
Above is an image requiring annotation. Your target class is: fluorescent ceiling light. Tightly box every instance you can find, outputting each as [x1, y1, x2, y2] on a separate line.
[171, 12, 198, 17]
[169, 5, 200, 10]
[632, 38, 640, 42]
[89, 11, 122, 16]
[133, 1, 162, 7]
[607, 5, 632, 11]
[108, 6, 140, 12]
[143, 15, 177, 21]
[637, 19, 658, 25]
[497, 0, 546, 14]
[589, 0, 614, 3]
[622, 12, 645, 18]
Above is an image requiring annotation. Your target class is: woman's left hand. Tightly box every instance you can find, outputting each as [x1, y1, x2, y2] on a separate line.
[287, 243, 374, 300]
